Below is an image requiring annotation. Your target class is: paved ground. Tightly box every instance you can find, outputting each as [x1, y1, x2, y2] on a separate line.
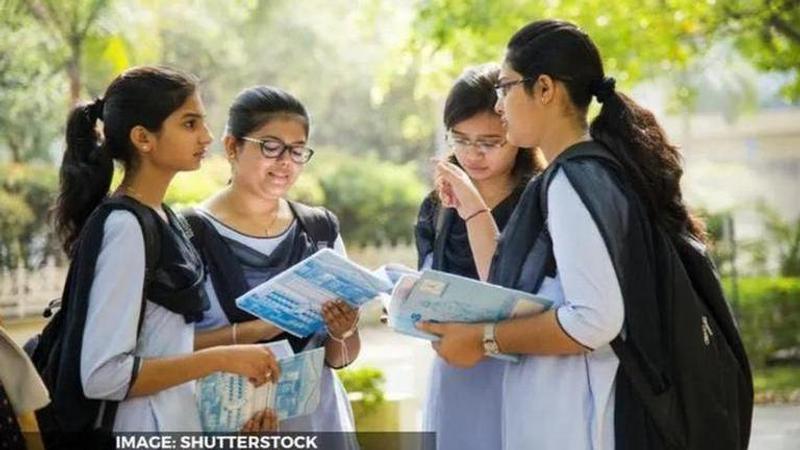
[749, 404, 800, 450]
[353, 325, 800, 447]
[5, 318, 799, 445]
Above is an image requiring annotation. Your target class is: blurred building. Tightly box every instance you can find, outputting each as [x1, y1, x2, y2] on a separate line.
[667, 107, 800, 222]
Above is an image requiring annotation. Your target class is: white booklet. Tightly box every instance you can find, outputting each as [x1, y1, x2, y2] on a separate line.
[372, 262, 420, 286]
[236, 248, 394, 337]
[387, 269, 552, 362]
[196, 341, 325, 432]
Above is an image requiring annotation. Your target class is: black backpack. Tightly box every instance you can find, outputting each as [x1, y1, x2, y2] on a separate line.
[538, 146, 753, 449]
[27, 196, 161, 445]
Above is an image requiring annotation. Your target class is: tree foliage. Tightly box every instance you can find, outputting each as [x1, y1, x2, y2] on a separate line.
[0, 0, 438, 165]
[401, 0, 800, 102]
[0, 0, 65, 162]
[716, 0, 800, 100]
[0, 163, 59, 268]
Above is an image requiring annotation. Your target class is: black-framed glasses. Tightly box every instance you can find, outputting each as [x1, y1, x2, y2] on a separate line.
[493, 77, 535, 100]
[241, 136, 315, 164]
[445, 132, 507, 155]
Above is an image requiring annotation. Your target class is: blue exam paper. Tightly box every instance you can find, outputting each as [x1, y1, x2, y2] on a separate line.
[197, 344, 326, 431]
[387, 270, 552, 362]
[273, 347, 325, 420]
[236, 248, 393, 337]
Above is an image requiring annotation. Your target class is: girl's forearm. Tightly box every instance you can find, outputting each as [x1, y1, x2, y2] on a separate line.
[127, 348, 222, 397]
[194, 320, 280, 350]
[466, 211, 500, 281]
[495, 310, 587, 356]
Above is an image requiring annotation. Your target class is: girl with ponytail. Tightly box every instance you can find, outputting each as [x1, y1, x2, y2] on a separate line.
[47, 66, 279, 437]
[417, 20, 722, 450]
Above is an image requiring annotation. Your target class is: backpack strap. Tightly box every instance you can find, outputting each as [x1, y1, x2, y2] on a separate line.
[287, 201, 339, 249]
[537, 143, 625, 278]
[96, 196, 162, 431]
[102, 196, 162, 288]
[539, 142, 622, 219]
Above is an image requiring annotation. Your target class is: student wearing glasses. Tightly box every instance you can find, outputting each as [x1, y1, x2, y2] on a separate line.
[418, 19, 743, 450]
[186, 86, 358, 432]
[414, 64, 542, 450]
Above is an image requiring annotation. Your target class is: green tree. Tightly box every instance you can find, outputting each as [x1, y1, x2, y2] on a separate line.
[202, 0, 439, 163]
[402, 0, 800, 102]
[715, 0, 800, 100]
[402, 0, 715, 95]
[311, 151, 427, 246]
[21, 0, 114, 104]
[0, 163, 59, 268]
[0, 1, 64, 162]
[758, 202, 800, 277]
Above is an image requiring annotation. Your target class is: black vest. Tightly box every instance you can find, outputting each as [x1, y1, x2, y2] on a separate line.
[183, 201, 339, 353]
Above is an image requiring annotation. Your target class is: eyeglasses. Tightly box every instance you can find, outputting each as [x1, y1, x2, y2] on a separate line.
[445, 132, 507, 155]
[241, 136, 315, 164]
[493, 77, 534, 100]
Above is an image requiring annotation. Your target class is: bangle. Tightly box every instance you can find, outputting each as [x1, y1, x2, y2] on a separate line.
[327, 325, 357, 368]
[332, 325, 358, 341]
[464, 208, 489, 223]
[232, 322, 238, 345]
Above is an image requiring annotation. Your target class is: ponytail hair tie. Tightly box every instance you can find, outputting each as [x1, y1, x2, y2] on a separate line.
[87, 97, 105, 122]
[591, 76, 616, 104]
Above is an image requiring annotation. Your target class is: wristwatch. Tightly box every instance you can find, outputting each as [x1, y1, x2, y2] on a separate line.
[482, 323, 501, 356]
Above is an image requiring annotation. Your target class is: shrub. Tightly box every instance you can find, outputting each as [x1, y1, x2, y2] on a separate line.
[0, 163, 59, 267]
[724, 277, 800, 368]
[312, 150, 426, 246]
[338, 366, 385, 415]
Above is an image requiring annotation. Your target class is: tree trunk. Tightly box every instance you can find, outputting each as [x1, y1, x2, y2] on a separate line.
[67, 41, 82, 106]
[7, 137, 22, 163]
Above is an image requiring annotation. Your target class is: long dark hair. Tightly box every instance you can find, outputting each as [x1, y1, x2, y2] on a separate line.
[226, 85, 310, 140]
[506, 20, 706, 242]
[54, 66, 198, 255]
[444, 64, 541, 186]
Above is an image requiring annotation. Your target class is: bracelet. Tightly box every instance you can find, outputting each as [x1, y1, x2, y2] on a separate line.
[464, 208, 489, 223]
[232, 322, 238, 345]
[331, 324, 358, 341]
[326, 313, 360, 368]
[327, 326, 357, 368]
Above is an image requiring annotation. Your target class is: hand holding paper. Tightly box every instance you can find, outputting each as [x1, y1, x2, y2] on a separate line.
[197, 341, 325, 432]
[235, 249, 393, 337]
[416, 321, 486, 368]
[385, 269, 552, 361]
